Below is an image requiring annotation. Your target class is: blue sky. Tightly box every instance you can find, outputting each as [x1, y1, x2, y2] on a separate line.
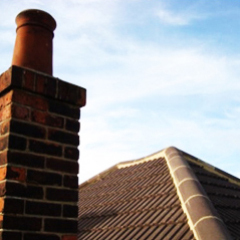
[1, 0, 240, 183]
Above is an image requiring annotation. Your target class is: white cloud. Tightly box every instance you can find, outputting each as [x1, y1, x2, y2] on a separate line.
[80, 103, 240, 182]
[0, 0, 240, 183]
[156, 9, 190, 26]
[70, 45, 240, 111]
[155, 6, 205, 26]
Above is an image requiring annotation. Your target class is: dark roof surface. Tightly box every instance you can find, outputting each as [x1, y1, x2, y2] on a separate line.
[78, 157, 195, 239]
[78, 147, 240, 240]
[188, 158, 240, 239]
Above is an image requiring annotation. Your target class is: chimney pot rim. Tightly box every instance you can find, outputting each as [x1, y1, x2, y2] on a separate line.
[16, 9, 56, 32]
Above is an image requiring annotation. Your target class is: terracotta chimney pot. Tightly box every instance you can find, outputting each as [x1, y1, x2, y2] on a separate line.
[12, 9, 56, 75]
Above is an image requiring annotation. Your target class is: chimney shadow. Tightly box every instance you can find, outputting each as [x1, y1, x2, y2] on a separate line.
[78, 208, 118, 239]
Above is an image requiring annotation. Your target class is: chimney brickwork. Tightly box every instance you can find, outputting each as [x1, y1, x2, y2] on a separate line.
[0, 9, 86, 240]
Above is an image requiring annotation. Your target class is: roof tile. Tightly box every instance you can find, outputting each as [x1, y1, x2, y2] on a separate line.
[79, 156, 195, 239]
[79, 147, 240, 239]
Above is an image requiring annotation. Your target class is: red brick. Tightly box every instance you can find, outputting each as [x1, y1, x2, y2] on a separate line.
[0, 121, 10, 135]
[0, 97, 4, 108]
[0, 98, 4, 110]
[58, 80, 86, 107]
[23, 69, 35, 91]
[7, 166, 26, 182]
[1, 181, 24, 198]
[31, 95, 48, 111]
[10, 120, 46, 139]
[25, 185, 44, 199]
[27, 169, 62, 186]
[36, 74, 46, 94]
[2, 91, 13, 106]
[62, 235, 77, 240]
[0, 197, 4, 212]
[63, 205, 78, 218]
[46, 188, 78, 202]
[63, 175, 78, 189]
[0, 136, 8, 151]
[31, 110, 63, 128]
[45, 77, 57, 98]
[48, 129, 79, 146]
[77, 87, 86, 107]
[8, 151, 45, 169]
[0, 151, 7, 165]
[0, 135, 27, 151]
[3, 215, 42, 231]
[11, 65, 24, 87]
[24, 233, 60, 240]
[26, 200, 61, 216]
[0, 105, 11, 121]
[44, 219, 77, 233]
[36, 74, 57, 98]
[4, 198, 24, 214]
[49, 100, 80, 119]
[4, 181, 43, 199]
[0, 167, 7, 181]
[65, 119, 80, 133]
[12, 104, 30, 120]
[8, 134, 27, 150]
[64, 147, 79, 161]
[29, 140, 62, 156]
[58, 81, 79, 104]
[0, 69, 12, 92]
[0, 91, 13, 112]
[46, 158, 78, 174]
[0, 231, 22, 240]
[13, 90, 48, 111]
[0, 182, 6, 197]
[31, 110, 46, 124]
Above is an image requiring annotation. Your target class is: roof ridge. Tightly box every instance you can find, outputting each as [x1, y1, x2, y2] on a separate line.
[182, 151, 240, 187]
[117, 149, 165, 168]
[79, 149, 166, 188]
[164, 146, 233, 240]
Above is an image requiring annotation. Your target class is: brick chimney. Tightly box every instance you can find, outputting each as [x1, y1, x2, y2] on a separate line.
[0, 9, 86, 240]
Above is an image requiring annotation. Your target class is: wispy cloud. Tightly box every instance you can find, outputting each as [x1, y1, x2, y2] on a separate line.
[0, 0, 240, 182]
[155, 3, 206, 26]
[156, 9, 198, 26]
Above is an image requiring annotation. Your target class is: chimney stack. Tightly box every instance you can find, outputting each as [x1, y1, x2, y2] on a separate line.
[12, 9, 56, 75]
[0, 9, 86, 240]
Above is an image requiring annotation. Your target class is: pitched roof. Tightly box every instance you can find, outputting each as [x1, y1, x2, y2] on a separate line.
[78, 147, 240, 240]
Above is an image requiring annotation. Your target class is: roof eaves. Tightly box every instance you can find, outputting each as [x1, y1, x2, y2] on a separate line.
[164, 147, 233, 240]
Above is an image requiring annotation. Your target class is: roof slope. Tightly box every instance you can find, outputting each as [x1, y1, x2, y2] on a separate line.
[78, 147, 239, 240]
[185, 154, 240, 239]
